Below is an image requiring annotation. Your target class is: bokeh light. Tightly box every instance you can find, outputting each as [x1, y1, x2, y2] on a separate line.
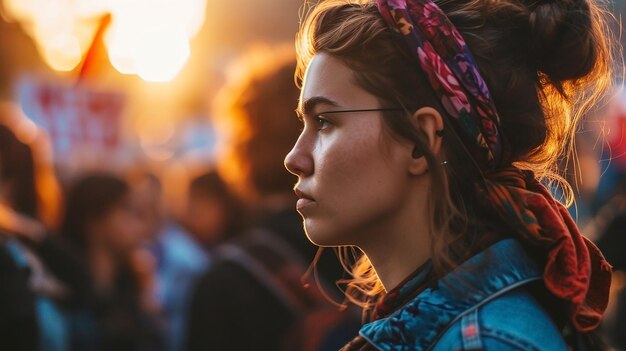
[2, 0, 207, 81]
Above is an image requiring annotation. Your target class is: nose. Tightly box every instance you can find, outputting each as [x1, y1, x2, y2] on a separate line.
[284, 133, 313, 177]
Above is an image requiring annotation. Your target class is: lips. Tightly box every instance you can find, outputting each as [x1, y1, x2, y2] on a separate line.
[294, 188, 316, 211]
[295, 188, 314, 201]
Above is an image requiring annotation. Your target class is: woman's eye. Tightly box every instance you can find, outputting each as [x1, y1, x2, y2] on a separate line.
[315, 116, 330, 131]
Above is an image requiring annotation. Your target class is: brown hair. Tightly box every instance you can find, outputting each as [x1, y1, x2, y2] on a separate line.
[214, 45, 302, 204]
[296, 0, 619, 306]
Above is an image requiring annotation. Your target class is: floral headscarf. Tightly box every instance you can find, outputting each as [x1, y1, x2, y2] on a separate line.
[378, 0, 505, 171]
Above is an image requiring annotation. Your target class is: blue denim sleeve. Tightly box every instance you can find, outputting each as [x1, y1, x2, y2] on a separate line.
[433, 288, 568, 351]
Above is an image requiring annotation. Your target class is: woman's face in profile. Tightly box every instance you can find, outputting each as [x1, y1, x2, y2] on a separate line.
[285, 53, 415, 248]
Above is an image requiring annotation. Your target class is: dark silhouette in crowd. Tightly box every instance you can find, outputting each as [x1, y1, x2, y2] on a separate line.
[129, 170, 211, 351]
[0, 123, 69, 351]
[185, 45, 357, 351]
[1, 123, 44, 351]
[59, 173, 165, 351]
[130, 172, 165, 245]
[181, 170, 243, 249]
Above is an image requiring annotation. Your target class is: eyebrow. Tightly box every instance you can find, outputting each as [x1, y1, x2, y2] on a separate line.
[296, 96, 340, 119]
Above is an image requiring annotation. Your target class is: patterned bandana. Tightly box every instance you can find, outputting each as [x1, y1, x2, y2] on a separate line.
[340, 2, 613, 349]
[377, 0, 504, 170]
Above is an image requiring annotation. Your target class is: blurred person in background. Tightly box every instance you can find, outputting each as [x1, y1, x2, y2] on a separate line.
[181, 170, 243, 250]
[0, 102, 63, 230]
[0, 122, 71, 351]
[130, 172, 166, 245]
[185, 45, 357, 351]
[60, 172, 164, 351]
[145, 169, 242, 351]
[129, 170, 210, 351]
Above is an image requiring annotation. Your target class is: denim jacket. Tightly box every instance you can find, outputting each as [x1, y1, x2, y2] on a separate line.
[359, 239, 569, 350]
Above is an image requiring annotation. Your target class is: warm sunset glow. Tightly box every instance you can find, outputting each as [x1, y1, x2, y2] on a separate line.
[36, 30, 83, 72]
[2, 0, 207, 82]
[135, 27, 190, 82]
[105, 20, 140, 75]
[3, 0, 35, 22]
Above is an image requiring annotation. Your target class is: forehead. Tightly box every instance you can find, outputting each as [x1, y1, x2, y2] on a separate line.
[300, 53, 380, 111]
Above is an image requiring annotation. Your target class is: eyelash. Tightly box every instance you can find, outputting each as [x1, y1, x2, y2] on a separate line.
[298, 115, 332, 132]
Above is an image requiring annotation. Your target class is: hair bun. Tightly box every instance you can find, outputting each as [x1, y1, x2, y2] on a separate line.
[527, 0, 596, 81]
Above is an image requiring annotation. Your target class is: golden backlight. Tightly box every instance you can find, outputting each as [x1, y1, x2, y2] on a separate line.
[2, 0, 206, 82]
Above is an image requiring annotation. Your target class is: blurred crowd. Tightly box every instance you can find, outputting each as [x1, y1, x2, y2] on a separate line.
[0, 46, 360, 351]
[0, 43, 625, 351]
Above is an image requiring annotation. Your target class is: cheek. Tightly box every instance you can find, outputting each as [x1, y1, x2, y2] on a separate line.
[305, 131, 408, 246]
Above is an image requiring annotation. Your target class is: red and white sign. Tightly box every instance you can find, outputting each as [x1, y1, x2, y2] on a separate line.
[19, 79, 125, 158]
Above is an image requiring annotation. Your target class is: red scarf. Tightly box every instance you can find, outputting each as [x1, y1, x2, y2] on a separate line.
[480, 168, 612, 332]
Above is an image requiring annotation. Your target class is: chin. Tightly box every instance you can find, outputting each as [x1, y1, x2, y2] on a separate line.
[303, 221, 346, 247]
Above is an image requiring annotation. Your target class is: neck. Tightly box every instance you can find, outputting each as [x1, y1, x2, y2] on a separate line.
[358, 183, 432, 292]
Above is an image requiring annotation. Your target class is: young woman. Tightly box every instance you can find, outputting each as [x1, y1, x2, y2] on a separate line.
[284, 0, 618, 349]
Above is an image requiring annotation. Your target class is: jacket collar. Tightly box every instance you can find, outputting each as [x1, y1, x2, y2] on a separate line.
[359, 239, 542, 351]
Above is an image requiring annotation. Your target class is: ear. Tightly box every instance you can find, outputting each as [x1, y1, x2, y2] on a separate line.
[408, 106, 444, 176]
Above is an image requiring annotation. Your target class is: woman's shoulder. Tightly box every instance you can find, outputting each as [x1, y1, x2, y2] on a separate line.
[433, 287, 568, 351]
[359, 239, 564, 350]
